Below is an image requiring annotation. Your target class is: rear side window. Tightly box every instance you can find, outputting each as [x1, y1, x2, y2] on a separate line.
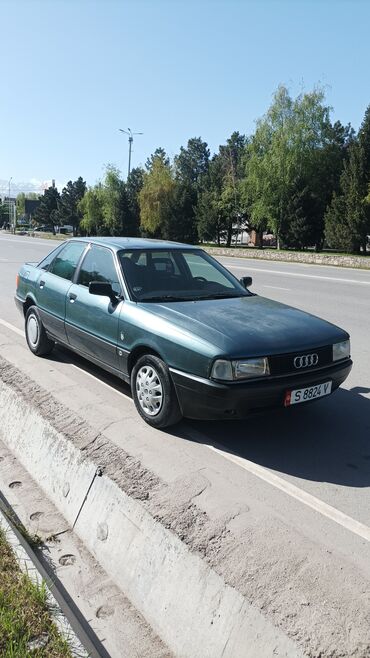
[49, 242, 87, 281]
[38, 244, 65, 270]
[78, 245, 121, 294]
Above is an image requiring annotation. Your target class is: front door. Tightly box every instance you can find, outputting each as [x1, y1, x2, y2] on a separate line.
[65, 244, 122, 371]
[35, 241, 88, 342]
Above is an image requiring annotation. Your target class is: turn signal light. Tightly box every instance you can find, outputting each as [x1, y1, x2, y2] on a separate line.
[15, 274, 19, 289]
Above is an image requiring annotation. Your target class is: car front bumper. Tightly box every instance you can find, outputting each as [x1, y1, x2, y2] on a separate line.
[170, 359, 352, 420]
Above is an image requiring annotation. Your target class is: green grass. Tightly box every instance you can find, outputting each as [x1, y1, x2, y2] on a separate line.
[0, 528, 72, 658]
[25, 232, 67, 241]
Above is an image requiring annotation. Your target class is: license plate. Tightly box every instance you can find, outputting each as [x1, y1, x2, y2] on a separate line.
[284, 381, 332, 406]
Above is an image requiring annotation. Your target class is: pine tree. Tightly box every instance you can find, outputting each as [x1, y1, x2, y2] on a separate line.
[56, 177, 86, 235]
[33, 186, 60, 227]
[325, 105, 370, 253]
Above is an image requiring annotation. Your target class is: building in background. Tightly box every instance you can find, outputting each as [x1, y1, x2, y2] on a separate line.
[24, 198, 41, 222]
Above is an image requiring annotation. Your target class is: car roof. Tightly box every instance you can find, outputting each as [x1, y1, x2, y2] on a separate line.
[70, 237, 202, 251]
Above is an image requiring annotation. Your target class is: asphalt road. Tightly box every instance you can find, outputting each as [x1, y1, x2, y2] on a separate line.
[1, 233, 369, 512]
[1, 232, 370, 654]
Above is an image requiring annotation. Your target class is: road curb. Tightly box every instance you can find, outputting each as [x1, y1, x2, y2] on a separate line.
[205, 246, 370, 269]
[0, 365, 302, 658]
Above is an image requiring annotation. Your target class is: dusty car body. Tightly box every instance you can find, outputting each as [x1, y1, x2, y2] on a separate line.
[15, 237, 352, 427]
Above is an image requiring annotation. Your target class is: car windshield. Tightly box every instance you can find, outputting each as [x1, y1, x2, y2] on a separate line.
[117, 248, 250, 302]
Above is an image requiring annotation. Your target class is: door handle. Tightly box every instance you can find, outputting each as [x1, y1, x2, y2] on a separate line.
[69, 293, 77, 303]
[39, 280, 45, 289]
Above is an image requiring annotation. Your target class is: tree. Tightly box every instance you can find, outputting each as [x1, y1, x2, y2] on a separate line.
[145, 148, 170, 171]
[166, 137, 210, 244]
[139, 151, 176, 237]
[244, 85, 332, 249]
[174, 137, 210, 188]
[55, 177, 86, 235]
[165, 183, 198, 243]
[197, 187, 227, 245]
[33, 186, 60, 227]
[0, 199, 8, 227]
[197, 132, 248, 246]
[79, 185, 105, 235]
[126, 167, 144, 236]
[325, 105, 370, 253]
[16, 193, 26, 217]
[16, 192, 38, 219]
[99, 165, 125, 235]
[324, 192, 351, 250]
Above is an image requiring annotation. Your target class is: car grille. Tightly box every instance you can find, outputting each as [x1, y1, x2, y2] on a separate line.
[268, 345, 333, 376]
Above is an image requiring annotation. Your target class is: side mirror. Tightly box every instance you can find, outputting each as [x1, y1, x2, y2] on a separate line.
[89, 281, 119, 304]
[240, 276, 253, 289]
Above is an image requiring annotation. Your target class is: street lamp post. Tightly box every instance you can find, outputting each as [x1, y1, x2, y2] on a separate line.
[8, 177, 13, 233]
[118, 128, 143, 178]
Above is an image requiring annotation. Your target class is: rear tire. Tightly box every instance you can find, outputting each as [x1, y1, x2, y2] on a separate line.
[25, 306, 54, 356]
[131, 354, 182, 428]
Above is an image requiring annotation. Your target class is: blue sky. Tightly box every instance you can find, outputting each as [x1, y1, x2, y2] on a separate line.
[1, 0, 369, 194]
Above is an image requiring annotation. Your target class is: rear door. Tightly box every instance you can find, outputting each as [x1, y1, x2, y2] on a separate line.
[65, 244, 123, 370]
[35, 241, 88, 342]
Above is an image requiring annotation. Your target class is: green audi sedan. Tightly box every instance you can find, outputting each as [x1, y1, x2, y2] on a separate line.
[15, 237, 352, 428]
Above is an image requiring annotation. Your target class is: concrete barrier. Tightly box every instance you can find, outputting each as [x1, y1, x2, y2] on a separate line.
[205, 246, 370, 269]
[0, 358, 301, 658]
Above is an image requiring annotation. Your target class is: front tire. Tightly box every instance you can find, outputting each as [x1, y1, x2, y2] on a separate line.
[25, 306, 54, 356]
[131, 354, 182, 428]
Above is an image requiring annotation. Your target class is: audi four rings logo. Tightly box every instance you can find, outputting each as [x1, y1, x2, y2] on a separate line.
[293, 353, 319, 369]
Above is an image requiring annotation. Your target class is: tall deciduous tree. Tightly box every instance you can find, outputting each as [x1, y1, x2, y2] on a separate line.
[16, 192, 39, 218]
[244, 85, 332, 249]
[139, 151, 176, 237]
[100, 165, 125, 235]
[79, 185, 105, 235]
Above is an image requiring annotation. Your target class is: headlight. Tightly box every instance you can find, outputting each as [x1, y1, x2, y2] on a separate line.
[211, 359, 233, 380]
[333, 339, 350, 362]
[211, 357, 270, 381]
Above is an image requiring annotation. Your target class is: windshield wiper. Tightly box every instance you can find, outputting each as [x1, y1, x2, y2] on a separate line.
[139, 295, 195, 302]
[140, 292, 249, 302]
[195, 292, 248, 300]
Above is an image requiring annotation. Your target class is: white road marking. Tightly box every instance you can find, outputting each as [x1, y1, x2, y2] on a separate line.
[227, 264, 370, 286]
[0, 318, 24, 337]
[188, 430, 370, 543]
[69, 364, 133, 402]
[0, 318, 133, 401]
[0, 236, 58, 247]
[2, 317, 370, 544]
[262, 285, 290, 291]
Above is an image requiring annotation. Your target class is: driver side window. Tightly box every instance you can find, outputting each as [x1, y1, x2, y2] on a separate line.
[78, 245, 121, 294]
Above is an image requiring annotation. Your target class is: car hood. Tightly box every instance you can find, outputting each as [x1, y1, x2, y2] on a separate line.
[144, 295, 348, 357]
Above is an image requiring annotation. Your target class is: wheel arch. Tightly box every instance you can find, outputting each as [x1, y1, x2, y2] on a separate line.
[127, 345, 165, 375]
[23, 294, 37, 316]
